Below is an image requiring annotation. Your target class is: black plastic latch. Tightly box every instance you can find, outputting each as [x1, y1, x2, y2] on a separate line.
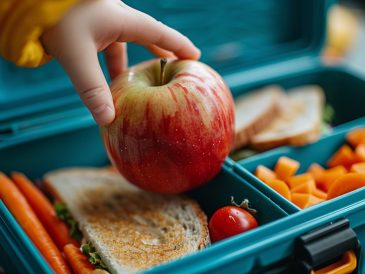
[291, 218, 360, 273]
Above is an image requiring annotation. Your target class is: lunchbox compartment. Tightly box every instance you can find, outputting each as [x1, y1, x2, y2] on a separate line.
[229, 65, 365, 161]
[144, 186, 365, 274]
[0, 124, 288, 274]
[235, 120, 365, 214]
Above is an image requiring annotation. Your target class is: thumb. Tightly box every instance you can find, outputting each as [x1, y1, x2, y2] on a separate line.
[58, 43, 115, 125]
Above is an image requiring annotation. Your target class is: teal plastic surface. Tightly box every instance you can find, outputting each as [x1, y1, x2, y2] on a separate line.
[0, 55, 108, 123]
[144, 188, 365, 274]
[237, 118, 365, 221]
[0, 202, 52, 274]
[0, 0, 329, 124]
[4, 0, 365, 273]
[124, 0, 328, 73]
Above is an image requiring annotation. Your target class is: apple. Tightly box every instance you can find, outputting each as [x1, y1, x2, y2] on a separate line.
[102, 58, 235, 193]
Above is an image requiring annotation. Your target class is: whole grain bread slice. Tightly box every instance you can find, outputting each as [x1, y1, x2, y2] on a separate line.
[44, 168, 209, 274]
[250, 85, 324, 150]
[233, 86, 284, 150]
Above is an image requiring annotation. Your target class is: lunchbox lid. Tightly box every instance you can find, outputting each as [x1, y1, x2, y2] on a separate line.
[0, 0, 331, 124]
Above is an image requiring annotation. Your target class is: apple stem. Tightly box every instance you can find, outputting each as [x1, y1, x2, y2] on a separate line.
[160, 58, 167, 85]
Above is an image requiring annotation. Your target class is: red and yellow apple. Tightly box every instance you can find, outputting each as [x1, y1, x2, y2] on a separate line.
[102, 59, 234, 193]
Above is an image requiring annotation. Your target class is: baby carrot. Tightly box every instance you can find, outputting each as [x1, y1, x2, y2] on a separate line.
[11, 172, 79, 250]
[64, 244, 95, 274]
[327, 173, 365, 199]
[274, 157, 300, 181]
[0, 172, 71, 274]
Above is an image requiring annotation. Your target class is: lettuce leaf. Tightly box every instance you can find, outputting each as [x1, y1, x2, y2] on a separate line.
[54, 203, 82, 241]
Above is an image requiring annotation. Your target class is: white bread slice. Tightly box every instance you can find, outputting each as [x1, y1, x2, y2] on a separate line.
[250, 85, 324, 150]
[233, 86, 284, 150]
[44, 168, 209, 274]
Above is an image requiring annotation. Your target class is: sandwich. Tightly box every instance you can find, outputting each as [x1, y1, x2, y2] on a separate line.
[233, 85, 284, 150]
[232, 85, 328, 156]
[44, 168, 210, 274]
[250, 85, 324, 150]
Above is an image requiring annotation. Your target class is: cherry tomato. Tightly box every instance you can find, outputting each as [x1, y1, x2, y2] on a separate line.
[208, 206, 258, 242]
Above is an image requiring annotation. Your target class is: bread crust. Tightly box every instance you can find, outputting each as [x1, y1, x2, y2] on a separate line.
[250, 85, 324, 150]
[44, 168, 210, 274]
[233, 86, 284, 150]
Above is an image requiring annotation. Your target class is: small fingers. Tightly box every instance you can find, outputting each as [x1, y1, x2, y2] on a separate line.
[119, 8, 201, 59]
[105, 42, 128, 80]
[58, 42, 115, 125]
[145, 44, 175, 58]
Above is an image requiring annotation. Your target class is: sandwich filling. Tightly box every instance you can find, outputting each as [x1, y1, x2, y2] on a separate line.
[55, 203, 109, 271]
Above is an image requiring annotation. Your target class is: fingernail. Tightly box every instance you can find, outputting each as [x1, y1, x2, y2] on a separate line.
[92, 104, 115, 125]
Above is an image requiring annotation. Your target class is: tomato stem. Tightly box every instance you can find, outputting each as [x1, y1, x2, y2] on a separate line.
[160, 58, 167, 85]
[230, 196, 258, 215]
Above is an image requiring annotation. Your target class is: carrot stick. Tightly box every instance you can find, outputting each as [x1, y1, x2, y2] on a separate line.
[327, 173, 365, 199]
[327, 145, 356, 169]
[266, 179, 291, 201]
[63, 244, 95, 274]
[347, 128, 365, 147]
[11, 172, 79, 250]
[0, 172, 71, 274]
[274, 157, 300, 181]
[255, 165, 277, 183]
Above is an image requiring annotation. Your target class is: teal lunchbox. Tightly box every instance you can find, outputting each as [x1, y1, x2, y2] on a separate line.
[1, 0, 365, 273]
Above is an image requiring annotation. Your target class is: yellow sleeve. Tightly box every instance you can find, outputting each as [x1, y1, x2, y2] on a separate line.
[0, 0, 79, 67]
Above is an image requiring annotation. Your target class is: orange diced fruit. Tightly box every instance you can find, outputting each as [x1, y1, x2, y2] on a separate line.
[288, 173, 314, 189]
[307, 164, 325, 182]
[291, 179, 316, 194]
[265, 179, 292, 201]
[327, 173, 365, 199]
[350, 162, 365, 174]
[327, 145, 356, 169]
[313, 189, 327, 199]
[317, 166, 347, 192]
[355, 144, 365, 162]
[291, 193, 324, 209]
[274, 157, 300, 181]
[255, 165, 277, 183]
[347, 128, 365, 147]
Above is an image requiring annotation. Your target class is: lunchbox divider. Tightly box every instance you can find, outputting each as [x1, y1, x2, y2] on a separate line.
[233, 119, 365, 217]
[188, 164, 288, 225]
[233, 164, 301, 214]
[0, 164, 289, 274]
[145, 188, 365, 274]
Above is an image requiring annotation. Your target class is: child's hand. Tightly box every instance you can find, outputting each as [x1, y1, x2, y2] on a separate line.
[41, 0, 200, 125]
